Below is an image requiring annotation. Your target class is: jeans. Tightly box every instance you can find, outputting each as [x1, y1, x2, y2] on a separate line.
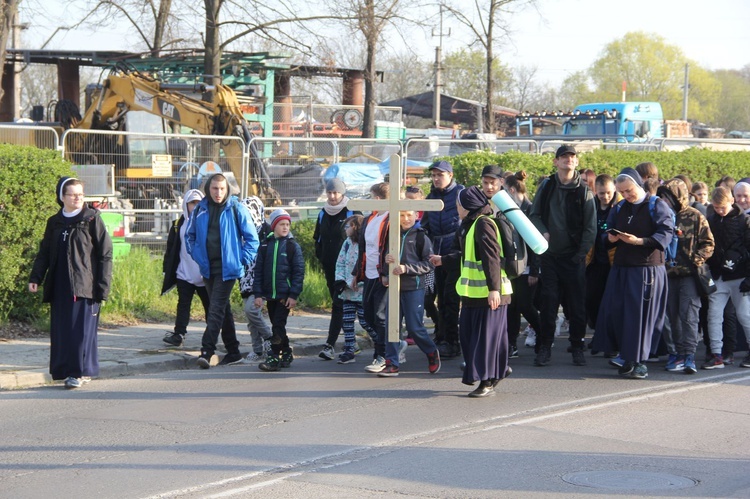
[174, 279, 210, 336]
[243, 294, 272, 354]
[385, 288, 438, 366]
[266, 299, 291, 355]
[538, 255, 587, 350]
[707, 277, 750, 354]
[363, 277, 388, 359]
[201, 276, 239, 356]
[666, 275, 701, 355]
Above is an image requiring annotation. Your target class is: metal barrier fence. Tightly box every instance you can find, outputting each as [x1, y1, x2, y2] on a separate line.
[0, 124, 60, 150]
[404, 138, 540, 164]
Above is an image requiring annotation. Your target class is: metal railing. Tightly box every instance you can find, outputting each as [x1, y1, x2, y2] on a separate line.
[0, 124, 61, 151]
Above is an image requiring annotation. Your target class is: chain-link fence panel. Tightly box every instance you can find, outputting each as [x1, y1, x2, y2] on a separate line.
[0, 124, 61, 151]
[405, 137, 540, 163]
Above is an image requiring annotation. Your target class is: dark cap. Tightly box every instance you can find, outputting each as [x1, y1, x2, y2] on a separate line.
[428, 160, 453, 174]
[481, 164, 504, 179]
[555, 145, 577, 158]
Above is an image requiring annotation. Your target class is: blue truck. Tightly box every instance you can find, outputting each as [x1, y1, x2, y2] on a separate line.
[562, 102, 664, 142]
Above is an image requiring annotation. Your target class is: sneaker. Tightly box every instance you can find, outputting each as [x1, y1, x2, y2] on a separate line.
[279, 349, 294, 368]
[701, 353, 725, 370]
[666, 354, 686, 372]
[259, 356, 280, 372]
[740, 354, 750, 369]
[571, 348, 586, 366]
[427, 350, 441, 374]
[438, 342, 461, 359]
[554, 314, 565, 337]
[218, 352, 244, 366]
[398, 340, 408, 364]
[534, 345, 551, 366]
[337, 351, 356, 364]
[524, 327, 536, 347]
[197, 352, 212, 369]
[162, 332, 184, 347]
[405, 337, 415, 345]
[364, 356, 386, 373]
[353, 344, 362, 355]
[683, 354, 697, 374]
[627, 363, 648, 379]
[608, 356, 625, 368]
[262, 340, 272, 356]
[64, 376, 82, 389]
[618, 361, 636, 376]
[318, 343, 335, 360]
[244, 352, 263, 363]
[509, 347, 519, 359]
[723, 354, 734, 366]
[377, 361, 400, 377]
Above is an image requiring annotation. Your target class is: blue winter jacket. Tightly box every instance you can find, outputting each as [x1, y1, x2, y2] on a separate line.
[422, 181, 464, 255]
[186, 196, 260, 281]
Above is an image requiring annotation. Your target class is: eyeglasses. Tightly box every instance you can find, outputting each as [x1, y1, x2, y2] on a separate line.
[405, 186, 421, 193]
[65, 193, 84, 198]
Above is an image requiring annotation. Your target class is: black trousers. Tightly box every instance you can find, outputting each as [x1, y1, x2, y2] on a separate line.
[434, 265, 460, 345]
[267, 299, 291, 355]
[174, 279, 210, 336]
[323, 265, 344, 346]
[507, 275, 541, 349]
[585, 261, 611, 329]
[201, 276, 239, 356]
[538, 255, 587, 350]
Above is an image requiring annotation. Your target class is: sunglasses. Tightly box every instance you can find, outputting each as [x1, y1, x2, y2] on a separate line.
[405, 186, 421, 193]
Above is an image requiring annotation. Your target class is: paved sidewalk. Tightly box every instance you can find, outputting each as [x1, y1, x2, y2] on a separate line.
[0, 311, 376, 390]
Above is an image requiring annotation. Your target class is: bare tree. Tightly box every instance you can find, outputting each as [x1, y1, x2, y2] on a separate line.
[0, 0, 20, 104]
[441, 0, 532, 132]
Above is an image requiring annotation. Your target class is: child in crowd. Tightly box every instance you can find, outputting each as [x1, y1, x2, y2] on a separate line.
[378, 209, 441, 377]
[161, 189, 212, 347]
[334, 215, 376, 364]
[253, 209, 305, 372]
[238, 196, 277, 362]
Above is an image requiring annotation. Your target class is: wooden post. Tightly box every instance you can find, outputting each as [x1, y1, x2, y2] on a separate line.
[347, 154, 443, 342]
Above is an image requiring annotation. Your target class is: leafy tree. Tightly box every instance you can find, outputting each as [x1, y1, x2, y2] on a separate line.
[0, 1, 21, 104]
[713, 69, 750, 132]
[588, 31, 720, 122]
[443, 48, 511, 105]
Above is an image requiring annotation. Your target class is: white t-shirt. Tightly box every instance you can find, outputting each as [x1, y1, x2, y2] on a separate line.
[365, 212, 388, 279]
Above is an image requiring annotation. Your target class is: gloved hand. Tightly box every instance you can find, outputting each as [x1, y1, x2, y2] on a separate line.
[739, 277, 750, 294]
[333, 280, 347, 296]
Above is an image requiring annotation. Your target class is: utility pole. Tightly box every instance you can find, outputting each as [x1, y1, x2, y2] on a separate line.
[11, 11, 28, 120]
[432, 6, 449, 128]
[682, 63, 689, 121]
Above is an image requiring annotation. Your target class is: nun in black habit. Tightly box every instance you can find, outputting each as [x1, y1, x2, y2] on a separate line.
[28, 177, 113, 389]
[593, 168, 674, 379]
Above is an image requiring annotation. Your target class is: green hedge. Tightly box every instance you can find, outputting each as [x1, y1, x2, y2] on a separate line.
[446, 149, 750, 196]
[0, 145, 74, 321]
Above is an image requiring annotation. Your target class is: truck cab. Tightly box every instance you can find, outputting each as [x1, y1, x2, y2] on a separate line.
[563, 102, 664, 142]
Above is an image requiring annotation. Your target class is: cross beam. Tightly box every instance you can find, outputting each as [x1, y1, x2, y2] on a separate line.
[347, 154, 444, 342]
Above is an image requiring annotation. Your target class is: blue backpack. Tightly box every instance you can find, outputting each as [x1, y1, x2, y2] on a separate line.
[616, 195, 678, 266]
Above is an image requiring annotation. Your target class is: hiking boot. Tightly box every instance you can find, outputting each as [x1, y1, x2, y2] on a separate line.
[534, 345, 551, 366]
[524, 326, 536, 347]
[701, 353, 725, 370]
[197, 352, 212, 369]
[398, 340, 408, 364]
[468, 381, 495, 398]
[337, 351, 356, 364]
[626, 363, 648, 379]
[740, 354, 750, 368]
[218, 352, 244, 366]
[666, 354, 686, 372]
[427, 350, 441, 374]
[377, 361, 399, 377]
[259, 355, 280, 372]
[683, 354, 697, 374]
[571, 348, 586, 366]
[318, 343, 335, 360]
[279, 349, 294, 368]
[364, 356, 386, 373]
[163, 332, 184, 347]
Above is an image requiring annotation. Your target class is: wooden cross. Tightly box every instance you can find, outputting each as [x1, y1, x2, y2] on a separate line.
[347, 154, 444, 342]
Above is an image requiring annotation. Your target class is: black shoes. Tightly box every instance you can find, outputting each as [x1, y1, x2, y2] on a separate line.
[280, 349, 294, 368]
[218, 352, 244, 366]
[571, 348, 587, 366]
[437, 342, 461, 359]
[163, 332, 184, 347]
[197, 352, 212, 369]
[468, 381, 495, 398]
[534, 346, 551, 366]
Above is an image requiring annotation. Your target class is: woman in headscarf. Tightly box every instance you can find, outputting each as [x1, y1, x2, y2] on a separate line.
[28, 177, 113, 389]
[593, 168, 674, 379]
[442, 185, 513, 397]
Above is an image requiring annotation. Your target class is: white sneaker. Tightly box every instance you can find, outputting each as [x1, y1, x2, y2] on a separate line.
[364, 356, 386, 373]
[399, 340, 408, 364]
[524, 327, 536, 347]
[244, 352, 263, 363]
[554, 314, 565, 337]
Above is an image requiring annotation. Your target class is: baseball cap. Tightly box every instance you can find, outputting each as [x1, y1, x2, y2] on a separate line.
[481, 165, 504, 179]
[428, 160, 453, 174]
[555, 145, 577, 158]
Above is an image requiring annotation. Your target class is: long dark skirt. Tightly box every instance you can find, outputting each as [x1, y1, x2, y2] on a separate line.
[592, 265, 667, 363]
[459, 304, 509, 385]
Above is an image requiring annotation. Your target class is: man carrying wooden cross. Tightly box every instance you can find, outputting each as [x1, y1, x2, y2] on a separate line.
[348, 155, 444, 375]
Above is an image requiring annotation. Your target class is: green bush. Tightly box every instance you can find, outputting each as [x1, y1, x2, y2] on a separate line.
[298, 261, 331, 309]
[0, 145, 74, 322]
[291, 218, 322, 273]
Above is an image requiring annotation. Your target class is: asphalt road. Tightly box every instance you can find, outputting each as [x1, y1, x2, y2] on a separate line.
[2, 349, 749, 499]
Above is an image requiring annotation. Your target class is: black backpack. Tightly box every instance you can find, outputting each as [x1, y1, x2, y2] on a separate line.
[494, 211, 527, 278]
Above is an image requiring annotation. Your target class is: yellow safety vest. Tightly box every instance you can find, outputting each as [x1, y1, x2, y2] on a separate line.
[456, 216, 513, 298]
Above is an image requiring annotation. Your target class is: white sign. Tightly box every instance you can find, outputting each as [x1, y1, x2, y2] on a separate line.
[151, 154, 173, 177]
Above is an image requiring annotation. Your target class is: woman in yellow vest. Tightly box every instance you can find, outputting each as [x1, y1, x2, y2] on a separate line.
[448, 186, 513, 397]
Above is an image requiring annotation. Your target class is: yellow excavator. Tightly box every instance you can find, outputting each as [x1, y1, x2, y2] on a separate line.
[59, 64, 278, 205]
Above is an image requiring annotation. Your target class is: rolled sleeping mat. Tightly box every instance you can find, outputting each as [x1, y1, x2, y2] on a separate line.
[491, 190, 548, 255]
